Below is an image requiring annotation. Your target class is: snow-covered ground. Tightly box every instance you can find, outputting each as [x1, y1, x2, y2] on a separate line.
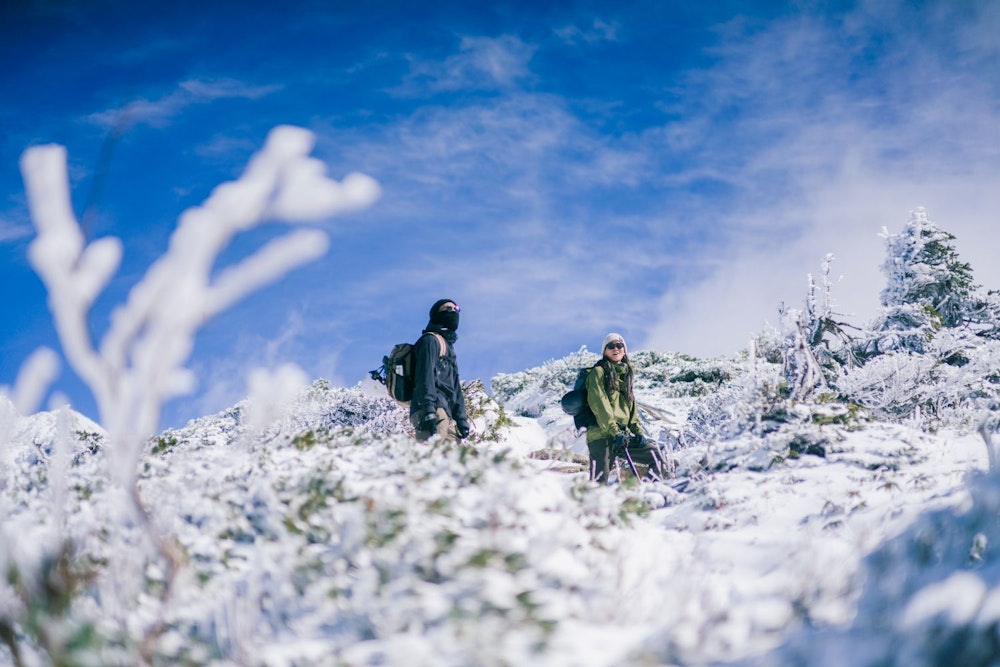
[2, 353, 995, 666]
[501, 380, 990, 664]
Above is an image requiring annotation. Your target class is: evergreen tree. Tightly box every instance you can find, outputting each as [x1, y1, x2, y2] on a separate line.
[862, 208, 979, 356]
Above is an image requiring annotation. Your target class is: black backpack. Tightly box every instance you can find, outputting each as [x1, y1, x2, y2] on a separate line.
[370, 332, 445, 405]
[560, 367, 597, 430]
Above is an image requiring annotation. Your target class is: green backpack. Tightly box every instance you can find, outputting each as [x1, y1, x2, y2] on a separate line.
[371, 332, 446, 405]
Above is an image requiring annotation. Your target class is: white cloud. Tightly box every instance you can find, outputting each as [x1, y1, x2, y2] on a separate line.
[87, 78, 282, 129]
[641, 3, 1000, 357]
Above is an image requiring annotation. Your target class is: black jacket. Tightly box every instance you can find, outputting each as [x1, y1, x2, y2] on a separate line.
[410, 323, 468, 428]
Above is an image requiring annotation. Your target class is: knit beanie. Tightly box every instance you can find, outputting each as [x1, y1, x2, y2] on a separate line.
[602, 333, 626, 353]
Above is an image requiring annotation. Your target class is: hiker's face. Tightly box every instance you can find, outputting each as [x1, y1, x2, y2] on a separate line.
[432, 301, 461, 330]
[604, 341, 625, 362]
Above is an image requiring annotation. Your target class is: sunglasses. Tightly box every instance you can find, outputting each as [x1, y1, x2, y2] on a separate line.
[605, 342, 625, 350]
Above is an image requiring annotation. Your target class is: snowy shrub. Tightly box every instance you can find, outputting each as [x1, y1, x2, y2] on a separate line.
[681, 255, 871, 459]
[0, 403, 120, 667]
[837, 331, 1000, 429]
[631, 350, 741, 398]
[491, 347, 599, 418]
[682, 350, 786, 444]
[3, 382, 687, 666]
[461, 379, 515, 443]
[837, 352, 942, 423]
[970, 290, 1000, 340]
[795, 255, 859, 381]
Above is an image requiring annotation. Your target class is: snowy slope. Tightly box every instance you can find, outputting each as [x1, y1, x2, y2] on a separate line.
[0, 351, 995, 666]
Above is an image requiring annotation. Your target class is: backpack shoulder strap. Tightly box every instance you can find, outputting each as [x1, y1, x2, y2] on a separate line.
[424, 331, 447, 358]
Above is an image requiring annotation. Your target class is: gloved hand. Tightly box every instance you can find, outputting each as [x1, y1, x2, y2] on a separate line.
[629, 433, 646, 448]
[456, 421, 471, 440]
[612, 433, 629, 452]
[419, 413, 441, 434]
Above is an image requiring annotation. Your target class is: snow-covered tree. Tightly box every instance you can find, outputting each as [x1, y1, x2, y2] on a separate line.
[861, 208, 978, 357]
[830, 209, 1000, 427]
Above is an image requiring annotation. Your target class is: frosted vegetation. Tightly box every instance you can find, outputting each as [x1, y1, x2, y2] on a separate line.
[2, 129, 999, 666]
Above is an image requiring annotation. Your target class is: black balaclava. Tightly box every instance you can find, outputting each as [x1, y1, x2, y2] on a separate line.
[429, 298, 460, 331]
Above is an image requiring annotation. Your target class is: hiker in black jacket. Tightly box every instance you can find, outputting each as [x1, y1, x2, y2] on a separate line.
[410, 299, 470, 442]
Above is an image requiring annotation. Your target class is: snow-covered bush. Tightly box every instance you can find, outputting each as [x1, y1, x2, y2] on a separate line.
[491, 347, 743, 421]
[788, 254, 859, 392]
[491, 347, 599, 419]
[837, 328, 1000, 429]
[682, 355, 783, 445]
[461, 379, 516, 443]
[631, 350, 741, 398]
[969, 289, 1000, 341]
[681, 255, 868, 454]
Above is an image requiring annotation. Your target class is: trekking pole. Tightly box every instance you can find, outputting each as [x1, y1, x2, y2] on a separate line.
[614, 436, 641, 479]
[622, 446, 640, 479]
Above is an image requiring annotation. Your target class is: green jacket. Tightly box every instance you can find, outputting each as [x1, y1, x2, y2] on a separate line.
[585, 362, 641, 443]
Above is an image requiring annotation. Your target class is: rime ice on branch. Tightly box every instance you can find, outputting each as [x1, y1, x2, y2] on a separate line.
[19, 124, 380, 485]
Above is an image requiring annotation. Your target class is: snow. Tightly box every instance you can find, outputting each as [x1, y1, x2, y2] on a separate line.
[2, 365, 996, 666]
[900, 572, 986, 628]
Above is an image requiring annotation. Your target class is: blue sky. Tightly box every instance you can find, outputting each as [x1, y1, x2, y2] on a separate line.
[2, 0, 1000, 429]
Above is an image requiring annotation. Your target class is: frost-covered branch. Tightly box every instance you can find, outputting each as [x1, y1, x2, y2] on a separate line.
[21, 124, 378, 483]
[17, 124, 380, 657]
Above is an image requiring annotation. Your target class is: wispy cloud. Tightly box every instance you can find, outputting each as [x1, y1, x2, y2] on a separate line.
[178, 307, 344, 424]
[0, 213, 31, 243]
[553, 18, 619, 45]
[398, 35, 536, 94]
[87, 78, 282, 129]
[318, 91, 653, 229]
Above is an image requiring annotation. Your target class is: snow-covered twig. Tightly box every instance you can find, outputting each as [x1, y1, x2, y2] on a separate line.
[978, 415, 999, 472]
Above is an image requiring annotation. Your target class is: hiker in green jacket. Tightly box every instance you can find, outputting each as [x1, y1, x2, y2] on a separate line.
[585, 333, 662, 483]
